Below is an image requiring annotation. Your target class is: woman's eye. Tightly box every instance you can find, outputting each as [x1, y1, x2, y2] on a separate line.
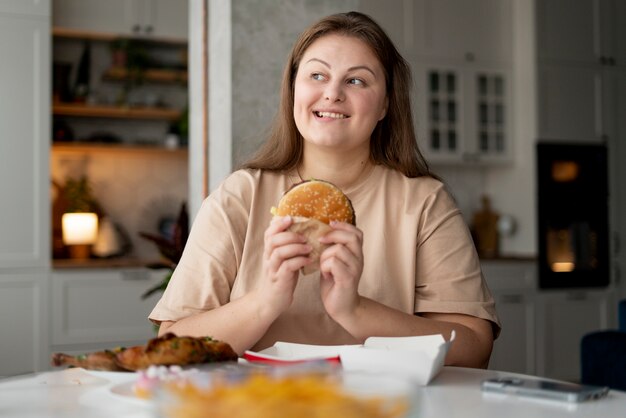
[311, 73, 326, 81]
[348, 78, 365, 86]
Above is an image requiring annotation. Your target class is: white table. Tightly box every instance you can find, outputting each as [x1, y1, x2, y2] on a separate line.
[1, 366, 624, 418]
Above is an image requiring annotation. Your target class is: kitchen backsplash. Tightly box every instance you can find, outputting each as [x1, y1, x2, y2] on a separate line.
[51, 148, 188, 260]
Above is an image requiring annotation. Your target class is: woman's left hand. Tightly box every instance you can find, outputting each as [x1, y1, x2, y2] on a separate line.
[318, 221, 364, 320]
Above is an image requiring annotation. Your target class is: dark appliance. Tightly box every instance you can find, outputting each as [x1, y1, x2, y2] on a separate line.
[537, 142, 609, 289]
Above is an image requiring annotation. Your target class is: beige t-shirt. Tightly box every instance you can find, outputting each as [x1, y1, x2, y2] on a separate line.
[150, 164, 500, 350]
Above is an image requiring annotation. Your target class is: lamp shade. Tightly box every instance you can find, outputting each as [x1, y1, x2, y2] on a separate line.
[62, 212, 98, 245]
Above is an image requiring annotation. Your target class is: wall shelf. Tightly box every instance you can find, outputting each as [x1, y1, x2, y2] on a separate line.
[51, 142, 188, 155]
[52, 26, 187, 46]
[53, 103, 181, 120]
[103, 67, 188, 84]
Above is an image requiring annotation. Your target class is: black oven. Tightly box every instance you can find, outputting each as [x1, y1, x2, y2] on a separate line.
[537, 142, 609, 289]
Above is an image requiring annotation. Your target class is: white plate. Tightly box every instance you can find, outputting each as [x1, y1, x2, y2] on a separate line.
[109, 380, 151, 406]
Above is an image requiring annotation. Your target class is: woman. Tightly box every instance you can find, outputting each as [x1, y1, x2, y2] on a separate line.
[150, 11, 500, 368]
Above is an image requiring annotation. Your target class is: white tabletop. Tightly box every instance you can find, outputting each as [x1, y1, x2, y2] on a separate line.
[1, 366, 624, 418]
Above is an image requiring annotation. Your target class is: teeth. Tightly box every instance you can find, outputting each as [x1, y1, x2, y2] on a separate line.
[316, 111, 347, 119]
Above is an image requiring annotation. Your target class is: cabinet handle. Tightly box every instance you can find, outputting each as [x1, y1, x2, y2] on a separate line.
[465, 52, 475, 62]
[144, 25, 153, 35]
[132, 24, 141, 34]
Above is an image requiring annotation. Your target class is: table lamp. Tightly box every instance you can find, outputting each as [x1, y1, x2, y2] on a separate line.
[62, 212, 98, 259]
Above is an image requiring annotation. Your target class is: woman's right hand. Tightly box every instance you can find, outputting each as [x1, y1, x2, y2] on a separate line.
[259, 216, 312, 318]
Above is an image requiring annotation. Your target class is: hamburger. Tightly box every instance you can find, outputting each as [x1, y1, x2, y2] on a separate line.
[271, 179, 355, 274]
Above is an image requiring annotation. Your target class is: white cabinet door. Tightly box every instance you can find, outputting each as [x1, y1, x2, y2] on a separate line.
[412, 0, 513, 65]
[536, 0, 604, 65]
[481, 260, 536, 375]
[416, 65, 512, 164]
[53, 0, 188, 39]
[0, 0, 50, 15]
[51, 269, 165, 346]
[537, 65, 607, 142]
[53, 0, 137, 34]
[489, 292, 535, 375]
[0, 274, 47, 377]
[535, 290, 614, 382]
[146, 0, 189, 40]
[608, 0, 626, 68]
[0, 10, 50, 269]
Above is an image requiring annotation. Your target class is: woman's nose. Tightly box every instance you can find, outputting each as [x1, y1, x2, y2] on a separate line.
[324, 81, 344, 102]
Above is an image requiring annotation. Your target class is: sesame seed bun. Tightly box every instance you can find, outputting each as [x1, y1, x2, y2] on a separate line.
[271, 180, 355, 225]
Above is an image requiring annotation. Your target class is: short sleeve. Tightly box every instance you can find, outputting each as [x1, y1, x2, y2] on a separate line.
[148, 171, 253, 323]
[413, 183, 501, 338]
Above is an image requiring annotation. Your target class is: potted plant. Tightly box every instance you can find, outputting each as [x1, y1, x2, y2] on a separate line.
[139, 202, 189, 299]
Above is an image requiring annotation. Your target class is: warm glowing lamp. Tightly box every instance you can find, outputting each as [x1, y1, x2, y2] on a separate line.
[62, 212, 98, 259]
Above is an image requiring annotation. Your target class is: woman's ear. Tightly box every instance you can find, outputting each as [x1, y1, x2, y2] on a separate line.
[378, 96, 389, 121]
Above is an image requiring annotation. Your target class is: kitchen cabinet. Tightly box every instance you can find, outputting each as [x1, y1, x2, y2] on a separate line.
[0, 2, 51, 378]
[0, 0, 49, 15]
[0, 274, 48, 377]
[52, 0, 188, 40]
[415, 65, 512, 164]
[0, 7, 51, 269]
[360, 0, 514, 165]
[537, 64, 608, 142]
[369, 0, 514, 165]
[482, 260, 537, 375]
[536, 0, 626, 142]
[50, 269, 165, 349]
[535, 290, 614, 382]
[411, 0, 513, 66]
[489, 291, 535, 375]
[536, 0, 626, 67]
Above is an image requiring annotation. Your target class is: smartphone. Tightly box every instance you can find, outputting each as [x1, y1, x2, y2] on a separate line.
[481, 377, 609, 403]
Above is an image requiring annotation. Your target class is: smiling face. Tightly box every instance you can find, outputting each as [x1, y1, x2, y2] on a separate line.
[293, 34, 388, 155]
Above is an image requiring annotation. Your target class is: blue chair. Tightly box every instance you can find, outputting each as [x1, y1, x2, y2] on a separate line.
[580, 299, 626, 390]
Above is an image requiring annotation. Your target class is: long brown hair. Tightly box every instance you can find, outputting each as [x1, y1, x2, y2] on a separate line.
[242, 11, 434, 178]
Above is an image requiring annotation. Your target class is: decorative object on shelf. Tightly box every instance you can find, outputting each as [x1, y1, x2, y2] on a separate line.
[51, 176, 104, 259]
[471, 195, 500, 259]
[62, 212, 98, 259]
[139, 202, 189, 299]
[73, 41, 91, 103]
[52, 118, 75, 142]
[53, 62, 73, 103]
[92, 216, 132, 258]
[109, 38, 150, 106]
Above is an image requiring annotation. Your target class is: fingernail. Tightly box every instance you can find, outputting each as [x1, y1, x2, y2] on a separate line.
[283, 215, 291, 223]
[330, 220, 338, 226]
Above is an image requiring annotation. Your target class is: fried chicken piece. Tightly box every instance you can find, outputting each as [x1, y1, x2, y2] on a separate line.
[115, 333, 238, 371]
[51, 348, 129, 371]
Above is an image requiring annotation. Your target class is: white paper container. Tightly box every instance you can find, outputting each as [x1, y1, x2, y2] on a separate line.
[243, 331, 454, 385]
[340, 332, 455, 385]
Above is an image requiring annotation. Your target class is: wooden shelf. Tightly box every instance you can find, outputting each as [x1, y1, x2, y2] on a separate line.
[52, 142, 188, 155]
[52, 257, 167, 270]
[103, 67, 188, 84]
[52, 26, 187, 46]
[53, 103, 181, 121]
